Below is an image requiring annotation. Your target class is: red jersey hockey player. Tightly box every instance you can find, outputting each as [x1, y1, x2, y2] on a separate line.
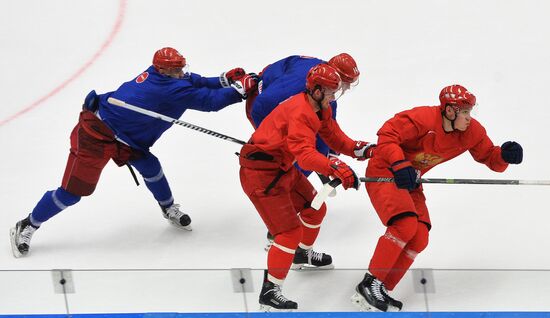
[239, 64, 374, 311]
[352, 84, 523, 312]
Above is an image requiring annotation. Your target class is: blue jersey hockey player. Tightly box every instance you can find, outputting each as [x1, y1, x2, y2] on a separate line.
[246, 53, 365, 177]
[10, 47, 257, 258]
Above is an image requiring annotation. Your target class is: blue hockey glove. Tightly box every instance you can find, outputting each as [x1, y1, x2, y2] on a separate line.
[501, 141, 523, 164]
[390, 160, 419, 190]
[83, 90, 99, 112]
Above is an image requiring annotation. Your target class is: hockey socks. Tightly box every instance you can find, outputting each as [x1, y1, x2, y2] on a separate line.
[30, 187, 81, 225]
[298, 205, 326, 246]
[267, 226, 302, 282]
[130, 153, 173, 208]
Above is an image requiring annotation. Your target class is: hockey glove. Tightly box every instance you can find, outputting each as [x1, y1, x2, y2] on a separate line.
[352, 141, 376, 161]
[231, 74, 259, 99]
[328, 157, 360, 190]
[220, 67, 246, 87]
[501, 141, 523, 164]
[390, 160, 420, 190]
[83, 90, 99, 112]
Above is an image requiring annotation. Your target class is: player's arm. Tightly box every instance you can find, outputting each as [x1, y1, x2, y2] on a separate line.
[375, 113, 422, 166]
[287, 113, 333, 175]
[172, 84, 242, 112]
[468, 122, 521, 172]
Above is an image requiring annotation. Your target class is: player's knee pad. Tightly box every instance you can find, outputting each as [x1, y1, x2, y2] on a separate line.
[299, 203, 326, 228]
[55, 187, 82, 207]
[407, 222, 430, 254]
[273, 226, 302, 251]
[386, 214, 419, 245]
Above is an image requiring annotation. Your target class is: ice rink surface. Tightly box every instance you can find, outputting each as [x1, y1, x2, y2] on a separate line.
[1, 0, 549, 314]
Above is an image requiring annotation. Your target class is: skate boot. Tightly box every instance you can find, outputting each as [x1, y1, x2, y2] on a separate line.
[291, 246, 334, 270]
[381, 285, 403, 311]
[9, 216, 39, 258]
[259, 280, 298, 311]
[161, 204, 192, 230]
[351, 272, 389, 312]
[264, 231, 274, 252]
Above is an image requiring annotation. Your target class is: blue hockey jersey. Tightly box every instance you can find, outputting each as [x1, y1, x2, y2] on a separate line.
[251, 55, 338, 128]
[97, 66, 242, 151]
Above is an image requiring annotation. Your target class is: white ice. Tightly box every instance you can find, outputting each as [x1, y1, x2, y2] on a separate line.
[1, 0, 549, 314]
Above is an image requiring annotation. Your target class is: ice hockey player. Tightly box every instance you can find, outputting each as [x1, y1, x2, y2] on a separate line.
[10, 47, 257, 258]
[352, 84, 523, 312]
[248, 53, 373, 251]
[247, 53, 364, 175]
[239, 64, 374, 310]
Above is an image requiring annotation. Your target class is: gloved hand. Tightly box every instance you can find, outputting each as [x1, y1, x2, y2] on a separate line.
[390, 160, 419, 190]
[220, 67, 246, 87]
[83, 90, 99, 112]
[501, 141, 523, 164]
[328, 157, 360, 190]
[352, 141, 376, 161]
[231, 74, 259, 98]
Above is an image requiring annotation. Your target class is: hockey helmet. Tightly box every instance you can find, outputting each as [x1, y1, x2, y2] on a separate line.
[306, 64, 342, 94]
[439, 85, 476, 110]
[328, 53, 360, 84]
[153, 47, 186, 70]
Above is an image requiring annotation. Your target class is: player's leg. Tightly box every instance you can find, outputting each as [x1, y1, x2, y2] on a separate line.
[352, 180, 417, 312]
[290, 170, 333, 270]
[11, 122, 109, 257]
[129, 152, 191, 230]
[240, 166, 300, 311]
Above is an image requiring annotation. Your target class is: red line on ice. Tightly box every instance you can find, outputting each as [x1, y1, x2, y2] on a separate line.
[0, 0, 127, 127]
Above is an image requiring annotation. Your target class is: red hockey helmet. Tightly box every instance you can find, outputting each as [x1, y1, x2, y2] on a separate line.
[439, 85, 476, 110]
[328, 53, 360, 83]
[306, 64, 342, 92]
[153, 47, 186, 70]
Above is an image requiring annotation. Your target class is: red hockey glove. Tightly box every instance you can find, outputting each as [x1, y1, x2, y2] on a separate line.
[220, 67, 246, 87]
[231, 74, 259, 98]
[328, 157, 360, 190]
[352, 141, 376, 161]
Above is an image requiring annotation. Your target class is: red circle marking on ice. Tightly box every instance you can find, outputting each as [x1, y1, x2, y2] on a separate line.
[0, 0, 127, 127]
[136, 72, 149, 83]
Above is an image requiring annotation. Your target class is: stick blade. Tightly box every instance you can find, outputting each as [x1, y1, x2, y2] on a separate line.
[311, 179, 341, 210]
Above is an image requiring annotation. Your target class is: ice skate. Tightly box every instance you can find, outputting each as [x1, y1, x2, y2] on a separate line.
[381, 284, 403, 311]
[161, 204, 192, 230]
[351, 272, 389, 312]
[9, 216, 39, 258]
[259, 280, 298, 311]
[291, 246, 334, 270]
[264, 231, 274, 251]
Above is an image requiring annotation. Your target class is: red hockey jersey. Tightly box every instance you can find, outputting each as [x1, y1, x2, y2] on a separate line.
[369, 106, 508, 177]
[249, 93, 356, 175]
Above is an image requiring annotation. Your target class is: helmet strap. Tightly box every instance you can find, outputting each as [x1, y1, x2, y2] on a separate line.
[441, 106, 458, 132]
[308, 85, 325, 111]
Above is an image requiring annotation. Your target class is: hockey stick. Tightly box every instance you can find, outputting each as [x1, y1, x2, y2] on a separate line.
[311, 179, 342, 210]
[109, 97, 341, 201]
[360, 177, 550, 185]
[311, 176, 550, 210]
[107, 97, 246, 145]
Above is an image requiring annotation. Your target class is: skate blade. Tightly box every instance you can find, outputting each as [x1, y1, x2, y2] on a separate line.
[387, 304, 401, 312]
[291, 263, 335, 271]
[167, 220, 192, 231]
[259, 304, 296, 312]
[9, 227, 23, 258]
[351, 292, 383, 312]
